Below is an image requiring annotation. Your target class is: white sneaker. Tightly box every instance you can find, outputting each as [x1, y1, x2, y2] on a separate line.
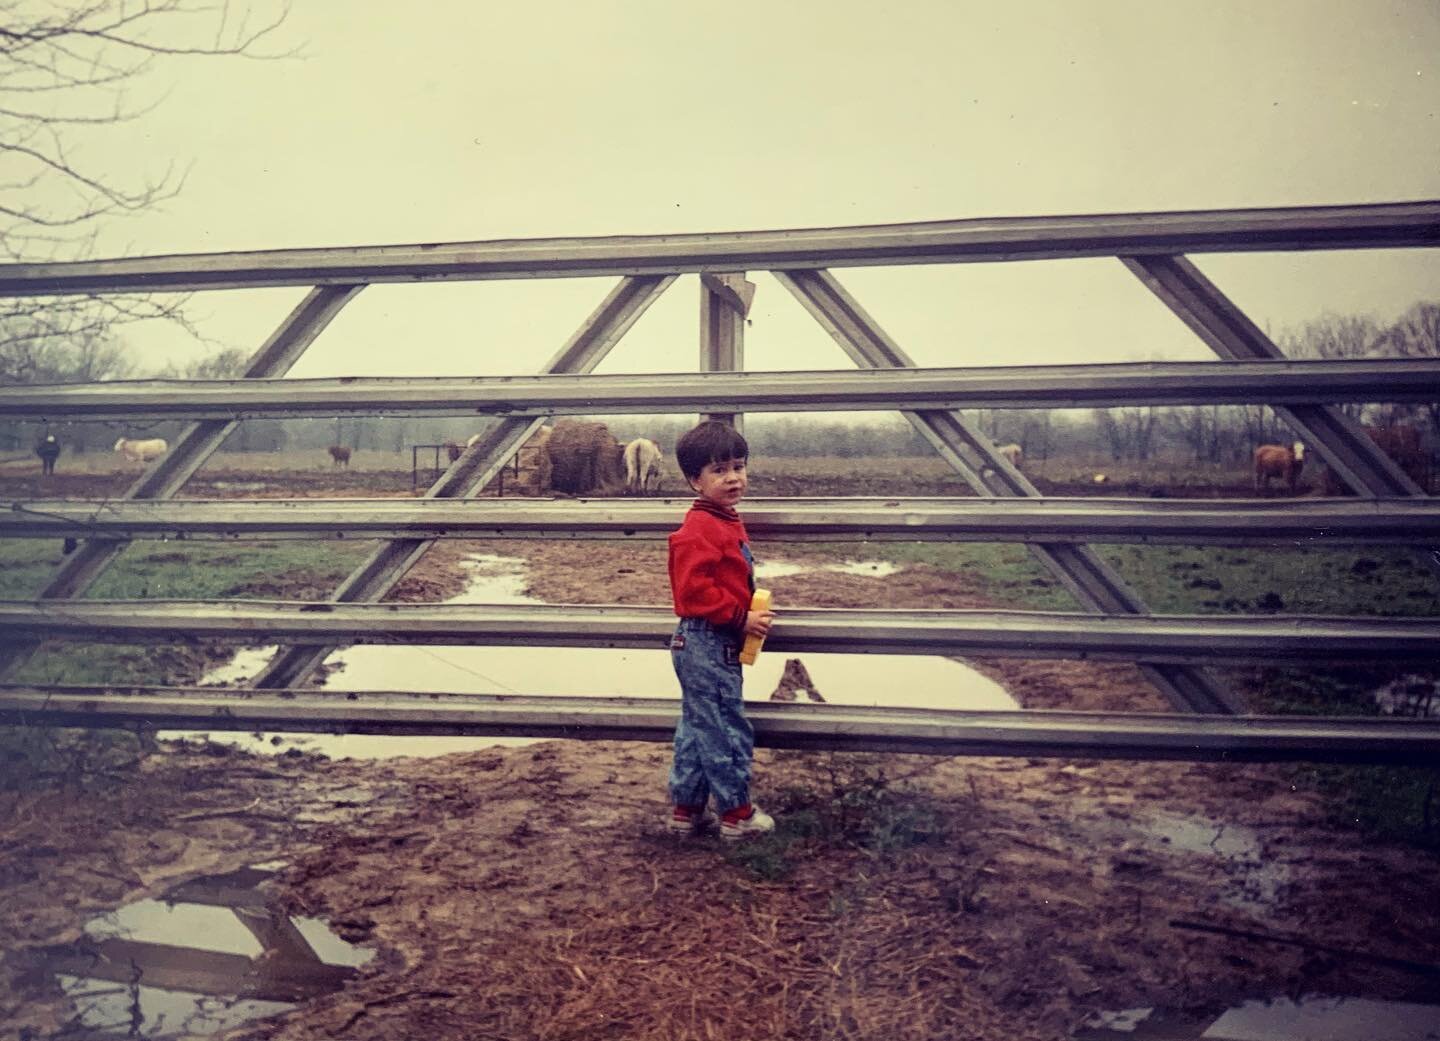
[719, 805, 776, 841]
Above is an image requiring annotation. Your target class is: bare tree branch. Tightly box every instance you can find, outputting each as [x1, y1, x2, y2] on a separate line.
[0, 1, 294, 385]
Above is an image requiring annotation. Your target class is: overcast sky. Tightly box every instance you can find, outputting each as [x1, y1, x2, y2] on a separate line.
[76, 0, 1440, 385]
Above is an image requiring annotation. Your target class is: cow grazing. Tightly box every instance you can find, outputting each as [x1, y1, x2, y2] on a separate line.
[327, 444, 352, 468]
[114, 437, 168, 464]
[1253, 441, 1306, 492]
[623, 437, 663, 493]
[997, 443, 1023, 468]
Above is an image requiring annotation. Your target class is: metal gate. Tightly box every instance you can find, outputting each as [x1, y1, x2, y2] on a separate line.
[2, 201, 1439, 763]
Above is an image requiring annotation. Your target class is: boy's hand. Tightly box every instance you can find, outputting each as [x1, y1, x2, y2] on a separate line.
[744, 610, 775, 637]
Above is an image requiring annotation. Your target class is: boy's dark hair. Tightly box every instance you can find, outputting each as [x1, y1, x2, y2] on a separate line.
[675, 420, 748, 479]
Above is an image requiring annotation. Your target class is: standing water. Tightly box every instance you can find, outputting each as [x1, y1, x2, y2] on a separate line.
[175, 553, 1015, 759]
[13, 866, 372, 1039]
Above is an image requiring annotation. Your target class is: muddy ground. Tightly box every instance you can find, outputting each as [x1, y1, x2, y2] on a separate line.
[2, 463, 1438, 1039]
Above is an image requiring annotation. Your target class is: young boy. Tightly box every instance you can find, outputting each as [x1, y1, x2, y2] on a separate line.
[666, 420, 777, 841]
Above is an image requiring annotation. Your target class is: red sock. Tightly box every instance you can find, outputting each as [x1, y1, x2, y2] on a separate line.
[721, 803, 753, 825]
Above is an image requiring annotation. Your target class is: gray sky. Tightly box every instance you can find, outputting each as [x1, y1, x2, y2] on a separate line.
[81, 0, 1440, 383]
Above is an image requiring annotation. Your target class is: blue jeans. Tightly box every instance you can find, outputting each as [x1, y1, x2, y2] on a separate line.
[668, 617, 753, 814]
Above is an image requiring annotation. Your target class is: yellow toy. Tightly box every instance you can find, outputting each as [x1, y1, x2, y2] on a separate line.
[739, 588, 772, 665]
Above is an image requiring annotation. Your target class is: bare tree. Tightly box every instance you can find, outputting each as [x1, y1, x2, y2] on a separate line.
[1279, 312, 1381, 361]
[1, 1, 291, 381]
[1093, 406, 1159, 461]
[1373, 301, 1440, 439]
[1277, 312, 1382, 421]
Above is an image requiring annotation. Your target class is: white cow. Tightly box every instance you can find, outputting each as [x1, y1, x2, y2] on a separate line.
[997, 443, 1024, 468]
[114, 437, 168, 464]
[623, 437, 663, 493]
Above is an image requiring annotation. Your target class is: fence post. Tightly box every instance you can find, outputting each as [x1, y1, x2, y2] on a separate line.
[699, 273, 755, 430]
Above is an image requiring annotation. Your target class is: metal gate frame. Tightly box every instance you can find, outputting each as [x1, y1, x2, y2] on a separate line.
[1, 200, 1438, 759]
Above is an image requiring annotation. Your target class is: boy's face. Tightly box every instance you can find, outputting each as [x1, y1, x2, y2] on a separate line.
[688, 456, 748, 507]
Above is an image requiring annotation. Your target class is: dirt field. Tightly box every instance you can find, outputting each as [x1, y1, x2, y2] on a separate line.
[2, 456, 1438, 1039]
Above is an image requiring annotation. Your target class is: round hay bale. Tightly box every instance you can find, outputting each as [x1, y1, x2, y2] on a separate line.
[546, 420, 625, 496]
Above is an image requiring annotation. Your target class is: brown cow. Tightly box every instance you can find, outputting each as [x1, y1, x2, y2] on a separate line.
[327, 444, 352, 468]
[1253, 441, 1305, 492]
[444, 440, 464, 463]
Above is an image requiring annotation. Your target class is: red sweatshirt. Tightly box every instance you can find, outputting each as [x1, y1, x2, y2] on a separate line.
[668, 499, 754, 635]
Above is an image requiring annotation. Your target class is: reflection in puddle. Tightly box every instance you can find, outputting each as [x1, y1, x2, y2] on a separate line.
[17, 866, 372, 1039]
[1077, 995, 1440, 1040]
[175, 553, 1015, 760]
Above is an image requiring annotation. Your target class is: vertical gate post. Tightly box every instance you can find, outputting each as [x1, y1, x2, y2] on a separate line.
[699, 273, 755, 429]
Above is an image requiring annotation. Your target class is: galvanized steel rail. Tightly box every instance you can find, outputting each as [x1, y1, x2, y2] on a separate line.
[4, 199, 1439, 740]
[1, 200, 1436, 294]
[6, 496, 1440, 546]
[2, 685, 1436, 766]
[7, 357, 1440, 419]
[4, 600, 1438, 666]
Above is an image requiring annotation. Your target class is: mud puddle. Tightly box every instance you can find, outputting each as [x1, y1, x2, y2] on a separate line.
[1078, 994, 1440, 1039]
[12, 865, 373, 1039]
[1088, 806, 1288, 915]
[175, 553, 1016, 759]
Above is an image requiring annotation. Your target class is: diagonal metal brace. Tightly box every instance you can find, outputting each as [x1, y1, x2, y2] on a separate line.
[1125, 254, 1439, 580]
[0, 285, 363, 680]
[775, 268, 1243, 715]
[1122, 255, 1426, 498]
[249, 274, 677, 690]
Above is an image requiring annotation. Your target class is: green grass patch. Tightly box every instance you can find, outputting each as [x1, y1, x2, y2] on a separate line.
[867, 542, 1075, 610]
[855, 540, 1440, 617]
[1235, 665, 1440, 850]
[1, 539, 372, 787]
[1292, 762, 1439, 850]
[0, 539, 371, 600]
[1097, 544, 1440, 617]
[0, 539, 74, 599]
[1, 538, 370, 685]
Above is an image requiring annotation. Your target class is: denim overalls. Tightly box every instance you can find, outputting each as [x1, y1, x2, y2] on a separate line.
[667, 544, 755, 812]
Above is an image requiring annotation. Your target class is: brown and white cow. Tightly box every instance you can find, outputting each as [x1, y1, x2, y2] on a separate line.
[1253, 441, 1306, 492]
